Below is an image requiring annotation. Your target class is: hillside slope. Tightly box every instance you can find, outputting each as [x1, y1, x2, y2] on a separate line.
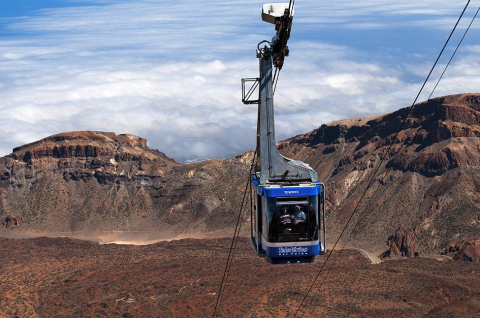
[278, 93, 480, 255]
[0, 131, 250, 235]
[1, 94, 480, 257]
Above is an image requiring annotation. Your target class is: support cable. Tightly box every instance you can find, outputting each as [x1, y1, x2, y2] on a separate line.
[213, 150, 257, 318]
[273, 67, 281, 95]
[291, 1, 471, 317]
[273, 0, 295, 95]
[428, 6, 479, 100]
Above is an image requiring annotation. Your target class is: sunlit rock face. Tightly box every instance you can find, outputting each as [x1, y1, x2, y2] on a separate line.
[277, 93, 480, 255]
[0, 131, 249, 235]
[1, 94, 480, 256]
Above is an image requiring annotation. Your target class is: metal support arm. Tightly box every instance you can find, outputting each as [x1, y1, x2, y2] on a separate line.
[255, 46, 318, 185]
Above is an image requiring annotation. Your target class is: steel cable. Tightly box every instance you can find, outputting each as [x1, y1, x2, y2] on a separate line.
[428, 6, 480, 100]
[213, 150, 257, 317]
[291, 1, 471, 316]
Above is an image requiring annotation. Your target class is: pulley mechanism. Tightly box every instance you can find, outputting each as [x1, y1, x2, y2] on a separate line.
[261, 3, 294, 70]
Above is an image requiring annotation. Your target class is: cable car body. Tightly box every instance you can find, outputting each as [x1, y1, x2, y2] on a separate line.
[251, 177, 326, 263]
[242, 3, 326, 263]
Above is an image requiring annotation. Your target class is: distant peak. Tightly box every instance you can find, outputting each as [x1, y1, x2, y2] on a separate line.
[7, 131, 175, 164]
[116, 134, 147, 149]
[12, 131, 118, 154]
[426, 93, 480, 109]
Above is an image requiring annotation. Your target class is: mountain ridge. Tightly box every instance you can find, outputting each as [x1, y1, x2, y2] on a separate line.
[1, 93, 480, 259]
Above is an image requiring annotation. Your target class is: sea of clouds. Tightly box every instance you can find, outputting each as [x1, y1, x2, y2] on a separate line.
[1, 0, 479, 162]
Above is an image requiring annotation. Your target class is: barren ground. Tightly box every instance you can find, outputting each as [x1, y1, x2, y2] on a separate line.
[1, 236, 480, 318]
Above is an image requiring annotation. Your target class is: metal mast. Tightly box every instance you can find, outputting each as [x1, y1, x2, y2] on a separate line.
[243, 3, 318, 185]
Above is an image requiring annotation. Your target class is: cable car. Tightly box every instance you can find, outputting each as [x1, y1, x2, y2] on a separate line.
[250, 177, 326, 264]
[242, 3, 326, 263]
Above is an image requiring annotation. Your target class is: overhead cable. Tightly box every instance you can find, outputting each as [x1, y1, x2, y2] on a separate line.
[213, 150, 257, 318]
[429, 6, 480, 100]
[291, 1, 472, 317]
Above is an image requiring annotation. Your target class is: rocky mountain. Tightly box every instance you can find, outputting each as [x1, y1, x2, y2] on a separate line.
[1, 93, 480, 258]
[278, 93, 480, 257]
[0, 131, 250, 235]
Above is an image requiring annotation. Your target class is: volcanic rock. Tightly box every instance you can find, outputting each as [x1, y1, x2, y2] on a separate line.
[278, 93, 480, 255]
[3, 237, 480, 317]
[1, 94, 480, 257]
[0, 131, 249, 234]
[380, 228, 418, 259]
[2, 214, 21, 229]
[453, 244, 480, 262]
[441, 238, 480, 262]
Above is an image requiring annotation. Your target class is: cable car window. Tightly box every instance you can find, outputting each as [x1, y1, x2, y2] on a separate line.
[268, 195, 319, 243]
[265, 197, 276, 238]
[265, 197, 276, 225]
[308, 195, 319, 241]
[275, 202, 309, 242]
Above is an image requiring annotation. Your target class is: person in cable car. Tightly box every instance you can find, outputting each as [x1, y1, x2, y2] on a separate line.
[293, 205, 306, 224]
[280, 208, 292, 224]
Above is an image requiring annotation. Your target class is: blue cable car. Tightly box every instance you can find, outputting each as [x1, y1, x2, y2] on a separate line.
[242, 3, 326, 264]
[251, 176, 326, 263]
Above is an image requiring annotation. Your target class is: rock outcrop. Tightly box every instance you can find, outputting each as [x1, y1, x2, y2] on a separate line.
[381, 229, 418, 259]
[1, 94, 480, 257]
[278, 93, 480, 256]
[441, 238, 480, 262]
[2, 215, 21, 229]
[0, 131, 249, 234]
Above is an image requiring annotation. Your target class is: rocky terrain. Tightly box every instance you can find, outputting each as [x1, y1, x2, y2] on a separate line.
[0, 131, 249, 236]
[1, 236, 480, 318]
[1, 94, 480, 258]
[1, 93, 480, 317]
[278, 93, 480, 257]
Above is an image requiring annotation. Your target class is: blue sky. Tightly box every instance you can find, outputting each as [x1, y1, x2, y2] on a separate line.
[1, 0, 479, 162]
[1, 1, 95, 18]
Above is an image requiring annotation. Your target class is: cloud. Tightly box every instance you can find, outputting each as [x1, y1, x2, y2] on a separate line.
[0, 0, 479, 161]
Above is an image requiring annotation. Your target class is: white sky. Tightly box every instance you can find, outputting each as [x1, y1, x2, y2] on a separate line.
[1, 0, 479, 162]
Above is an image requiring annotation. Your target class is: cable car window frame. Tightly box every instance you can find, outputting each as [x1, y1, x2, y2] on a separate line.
[265, 195, 319, 243]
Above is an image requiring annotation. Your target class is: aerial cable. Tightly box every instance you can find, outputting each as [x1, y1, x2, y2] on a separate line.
[288, 0, 296, 16]
[273, 67, 281, 95]
[291, 1, 471, 317]
[213, 150, 257, 318]
[428, 6, 479, 100]
[273, 0, 295, 94]
[213, 150, 256, 317]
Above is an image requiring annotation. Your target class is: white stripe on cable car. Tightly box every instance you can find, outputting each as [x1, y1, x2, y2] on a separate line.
[261, 235, 319, 247]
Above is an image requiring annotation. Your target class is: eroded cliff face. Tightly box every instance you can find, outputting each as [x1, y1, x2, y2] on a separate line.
[278, 93, 480, 256]
[0, 131, 249, 234]
[441, 238, 480, 262]
[1, 94, 480, 257]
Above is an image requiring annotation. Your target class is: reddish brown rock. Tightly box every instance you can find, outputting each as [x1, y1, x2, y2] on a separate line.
[441, 243, 462, 255]
[2, 237, 480, 318]
[443, 238, 480, 262]
[0, 131, 248, 235]
[1, 94, 480, 256]
[453, 244, 480, 262]
[277, 93, 480, 255]
[2, 215, 21, 229]
[381, 228, 419, 259]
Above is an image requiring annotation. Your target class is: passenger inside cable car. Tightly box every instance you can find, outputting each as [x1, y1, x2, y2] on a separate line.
[292, 205, 306, 224]
[266, 196, 319, 243]
[280, 208, 292, 224]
